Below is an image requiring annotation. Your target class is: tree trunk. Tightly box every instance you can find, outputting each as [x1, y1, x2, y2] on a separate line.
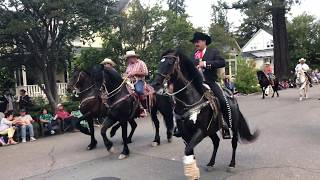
[272, 1, 290, 80]
[37, 55, 59, 111]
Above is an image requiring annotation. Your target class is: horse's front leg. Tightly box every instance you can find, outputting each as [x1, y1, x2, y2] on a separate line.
[75, 116, 91, 135]
[262, 87, 265, 99]
[151, 107, 161, 146]
[87, 117, 97, 150]
[127, 119, 137, 144]
[118, 121, 130, 160]
[272, 86, 275, 98]
[101, 117, 117, 152]
[183, 128, 205, 180]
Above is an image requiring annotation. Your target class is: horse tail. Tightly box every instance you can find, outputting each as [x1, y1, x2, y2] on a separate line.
[237, 111, 259, 143]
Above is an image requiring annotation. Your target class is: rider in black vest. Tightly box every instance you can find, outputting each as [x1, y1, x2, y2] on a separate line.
[174, 32, 231, 139]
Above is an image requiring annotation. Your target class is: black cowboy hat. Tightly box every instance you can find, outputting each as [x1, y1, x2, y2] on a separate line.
[190, 32, 212, 45]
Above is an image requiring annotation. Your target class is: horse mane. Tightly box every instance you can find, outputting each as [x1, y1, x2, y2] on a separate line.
[103, 67, 123, 83]
[163, 49, 204, 94]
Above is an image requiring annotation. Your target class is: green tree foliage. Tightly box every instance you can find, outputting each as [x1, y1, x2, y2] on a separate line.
[146, 11, 195, 73]
[102, 0, 164, 71]
[229, 0, 301, 80]
[209, 1, 238, 58]
[235, 2, 272, 47]
[235, 59, 259, 94]
[0, 67, 15, 91]
[101, 0, 194, 75]
[0, 0, 114, 109]
[73, 48, 106, 71]
[287, 13, 320, 69]
[167, 0, 186, 15]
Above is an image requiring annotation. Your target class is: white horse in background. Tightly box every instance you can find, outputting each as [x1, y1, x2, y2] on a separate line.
[296, 69, 310, 101]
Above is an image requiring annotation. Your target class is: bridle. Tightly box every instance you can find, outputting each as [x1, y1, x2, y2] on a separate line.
[72, 71, 96, 95]
[158, 54, 204, 107]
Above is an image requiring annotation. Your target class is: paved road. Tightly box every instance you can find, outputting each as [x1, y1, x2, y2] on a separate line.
[1, 87, 320, 180]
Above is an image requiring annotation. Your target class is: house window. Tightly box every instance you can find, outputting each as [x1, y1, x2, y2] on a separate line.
[226, 59, 237, 77]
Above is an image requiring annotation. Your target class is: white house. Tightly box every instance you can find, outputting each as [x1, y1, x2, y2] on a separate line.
[242, 29, 274, 70]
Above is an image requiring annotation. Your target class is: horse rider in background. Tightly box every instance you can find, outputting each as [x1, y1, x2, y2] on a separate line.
[295, 58, 313, 87]
[263, 62, 274, 85]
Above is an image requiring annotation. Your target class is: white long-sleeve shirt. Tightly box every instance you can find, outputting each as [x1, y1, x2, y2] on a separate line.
[295, 63, 309, 72]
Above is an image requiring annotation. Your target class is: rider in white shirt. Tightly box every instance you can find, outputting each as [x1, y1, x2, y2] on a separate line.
[295, 58, 312, 86]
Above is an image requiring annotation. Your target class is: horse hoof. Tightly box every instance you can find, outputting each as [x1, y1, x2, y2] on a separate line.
[118, 154, 128, 160]
[127, 139, 133, 144]
[108, 147, 116, 154]
[167, 138, 172, 143]
[151, 142, 159, 147]
[227, 166, 235, 172]
[205, 165, 215, 172]
[87, 143, 97, 150]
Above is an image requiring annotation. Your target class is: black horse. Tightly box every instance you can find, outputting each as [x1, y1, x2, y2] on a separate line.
[153, 49, 259, 179]
[257, 71, 279, 99]
[68, 66, 174, 159]
[67, 69, 138, 151]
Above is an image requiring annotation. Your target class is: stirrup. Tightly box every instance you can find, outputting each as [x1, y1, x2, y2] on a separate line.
[221, 127, 232, 139]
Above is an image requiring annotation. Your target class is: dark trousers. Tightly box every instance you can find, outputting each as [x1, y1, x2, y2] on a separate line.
[64, 116, 78, 131]
[205, 80, 231, 127]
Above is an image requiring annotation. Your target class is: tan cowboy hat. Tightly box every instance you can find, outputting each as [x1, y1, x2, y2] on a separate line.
[299, 58, 306, 63]
[265, 62, 271, 65]
[100, 58, 116, 66]
[124, 50, 140, 59]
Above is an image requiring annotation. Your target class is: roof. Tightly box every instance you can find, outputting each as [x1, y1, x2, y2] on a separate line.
[116, 0, 131, 12]
[242, 29, 274, 53]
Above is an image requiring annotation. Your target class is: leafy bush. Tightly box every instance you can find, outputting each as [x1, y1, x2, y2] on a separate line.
[235, 59, 260, 94]
[0, 67, 15, 91]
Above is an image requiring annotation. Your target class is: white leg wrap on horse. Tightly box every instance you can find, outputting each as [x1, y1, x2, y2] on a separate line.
[183, 155, 200, 180]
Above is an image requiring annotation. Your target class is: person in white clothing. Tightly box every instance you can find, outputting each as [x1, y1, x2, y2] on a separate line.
[295, 58, 313, 86]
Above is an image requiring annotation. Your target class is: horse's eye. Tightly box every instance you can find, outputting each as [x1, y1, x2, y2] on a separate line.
[168, 59, 174, 65]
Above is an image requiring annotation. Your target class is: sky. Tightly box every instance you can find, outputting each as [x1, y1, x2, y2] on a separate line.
[140, 0, 320, 31]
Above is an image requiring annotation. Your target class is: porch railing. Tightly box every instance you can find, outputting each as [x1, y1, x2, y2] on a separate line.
[16, 83, 68, 98]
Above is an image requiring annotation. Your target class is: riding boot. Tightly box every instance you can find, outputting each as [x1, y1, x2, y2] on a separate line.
[221, 117, 232, 139]
[173, 116, 183, 138]
[139, 96, 147, 117]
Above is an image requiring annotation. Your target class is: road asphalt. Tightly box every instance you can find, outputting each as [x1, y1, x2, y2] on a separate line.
[1, 86, 320, 180]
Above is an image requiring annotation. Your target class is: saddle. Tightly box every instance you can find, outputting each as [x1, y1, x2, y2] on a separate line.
[126, 81, 155, 108]
[202, 83, 235, 135]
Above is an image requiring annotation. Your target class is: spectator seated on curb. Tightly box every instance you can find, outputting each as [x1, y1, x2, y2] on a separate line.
[55, 104, 79, 132]
[224, 77, 236, 94]
[71, 110, 89, 129]
[17, 109, 37, 143]
[0, 113, 19, 146]
[39, 108, 55, 135]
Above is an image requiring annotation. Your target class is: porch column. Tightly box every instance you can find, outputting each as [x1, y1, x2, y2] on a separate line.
[22, 65, 27, 86]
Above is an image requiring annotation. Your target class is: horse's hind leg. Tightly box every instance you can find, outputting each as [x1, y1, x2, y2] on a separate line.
[229, 132, 239, 168]
[119, 121, 130, 160]
[127, 119, 137, 144]
[101, 117, 117, 152]
[206, 133, 220, 171]
[151, 107, 161, 146]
